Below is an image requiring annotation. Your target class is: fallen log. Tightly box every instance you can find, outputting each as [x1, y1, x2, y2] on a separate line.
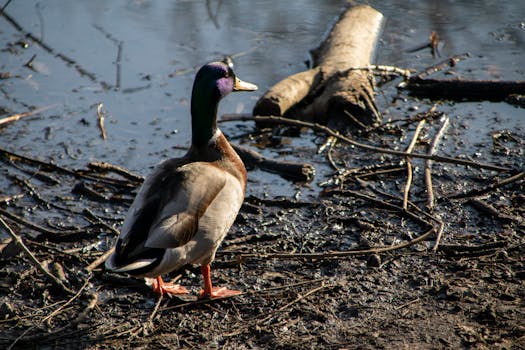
[397, 53, 525, 102]
[253, 5, 384, 130]
[400, 77, 525, 101]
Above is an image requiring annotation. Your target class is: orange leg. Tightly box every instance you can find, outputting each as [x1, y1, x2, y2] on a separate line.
[151, 276, 189, 296]
[198, 264, 241, 299]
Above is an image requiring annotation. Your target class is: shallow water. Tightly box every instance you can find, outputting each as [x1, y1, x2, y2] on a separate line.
[1, 0, 524, 198]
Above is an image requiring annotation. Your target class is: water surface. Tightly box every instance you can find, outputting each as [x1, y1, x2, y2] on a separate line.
[1, 0, 524, 198]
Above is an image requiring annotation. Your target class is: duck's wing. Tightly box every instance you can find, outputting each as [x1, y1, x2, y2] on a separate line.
[144, 162, 228, 248]
[106, 160, 227, 273]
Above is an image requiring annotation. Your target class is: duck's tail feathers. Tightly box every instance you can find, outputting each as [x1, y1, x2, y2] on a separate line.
[105, 255, 157, 274]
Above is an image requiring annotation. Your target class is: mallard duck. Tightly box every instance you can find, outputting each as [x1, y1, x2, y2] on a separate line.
[105, 61, 257, 298]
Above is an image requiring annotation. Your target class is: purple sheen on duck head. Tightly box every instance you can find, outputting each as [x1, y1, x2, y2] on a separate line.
[216, 74, 234, 98]
[194, 62, 235, 101]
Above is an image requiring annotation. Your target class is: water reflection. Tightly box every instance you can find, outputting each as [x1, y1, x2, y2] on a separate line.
[0, 0, 524, 198]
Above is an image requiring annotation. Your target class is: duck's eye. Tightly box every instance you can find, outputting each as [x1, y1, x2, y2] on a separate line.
[225, 67, 235, 79]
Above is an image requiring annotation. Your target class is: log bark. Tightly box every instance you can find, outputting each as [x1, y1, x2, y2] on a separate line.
[253, 5, 384, 130]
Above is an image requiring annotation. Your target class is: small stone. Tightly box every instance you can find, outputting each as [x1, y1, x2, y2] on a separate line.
[50, 262, 67, 282]
[477, 304, 497, 323]
[0, 239, 22, 259]
[0, 301, 14, 319]
[496, 250, 509, 261]
[367, 254, 381, 268]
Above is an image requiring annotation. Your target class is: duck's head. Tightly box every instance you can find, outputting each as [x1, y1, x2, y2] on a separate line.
[191, 61, 257, 146]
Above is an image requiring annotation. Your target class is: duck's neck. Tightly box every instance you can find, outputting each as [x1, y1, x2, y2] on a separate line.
[191, 85, 220, 146]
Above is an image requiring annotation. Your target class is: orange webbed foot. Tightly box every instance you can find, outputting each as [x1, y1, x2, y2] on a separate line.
[151, 276, 189, 296]
[199, 264, 241, 299]
[198, 286, 241, 299]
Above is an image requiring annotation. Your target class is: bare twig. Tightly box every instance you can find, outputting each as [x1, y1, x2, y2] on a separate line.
[437, 241, 507, 254]
[97, 103, 107, 140]
[87, 161, 143, 182]
[248, 277, 329, 295]
[406, 31, 441, 58]
[395, 297, 420, 310]
[160, 277, 331, 314]
[317, 135, 336, 154]
[0, 208, 86, 239]
[43, 277, 91, 327]
[93, 24, 123, 90]
[445, 170, 525, 200]
[343, 109, 368, 129]
[432, 218, 444, 251]
[86, 247, 114, 272]
[346, 64, 412, 79]
[317, 135, 341, 170]
[83, 208, 120, 234]
[0, 217, 73, 295]
[0, 146, 136, 187]
[205, 0, 222, 29]
[430, 31, 440, 58]
[35, 2, 44, 40]
[1, 0, 13, 11]
[256, 282, 329, 325]
[231, 224, 436, 262]
[75, 292, 98, 324]
[8, 175, 121, 223]
[223, 281, 333, 337]
[221, 114, 512, 173]
[8, 292, 99, 348]
[0, 193, 24, 204]
[467, 199, 519, 224]
[115, 41, 123, 89]
[403, 119, 426, 209]
[332, 162, 402, 183]
[354, 183, 446, 250]
[355, 166, 405, 180]
[327, 137, 339, 170]
[412, 53, 470, 80]
[425, 116, 450, 210]
[147, 293, 164, 328]
[23, 54, 37, 70]
[230, 190, 438, 262]
[0, 104, 58, 127]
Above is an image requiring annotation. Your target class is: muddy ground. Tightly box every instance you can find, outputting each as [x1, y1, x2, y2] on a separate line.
[0, 3, 524, 345]
[1, 91, 524, 349]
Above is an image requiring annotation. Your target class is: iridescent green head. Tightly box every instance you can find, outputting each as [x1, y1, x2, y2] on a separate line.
[190, 61, 257, 146]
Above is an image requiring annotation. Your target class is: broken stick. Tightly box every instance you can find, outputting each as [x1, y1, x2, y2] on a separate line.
[232, 144, 315, 182]
[0, 104, 57, 127]
[253, 5, 384, 130]
[402, 77, 525, 101]
[0, 217, 74, 295]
